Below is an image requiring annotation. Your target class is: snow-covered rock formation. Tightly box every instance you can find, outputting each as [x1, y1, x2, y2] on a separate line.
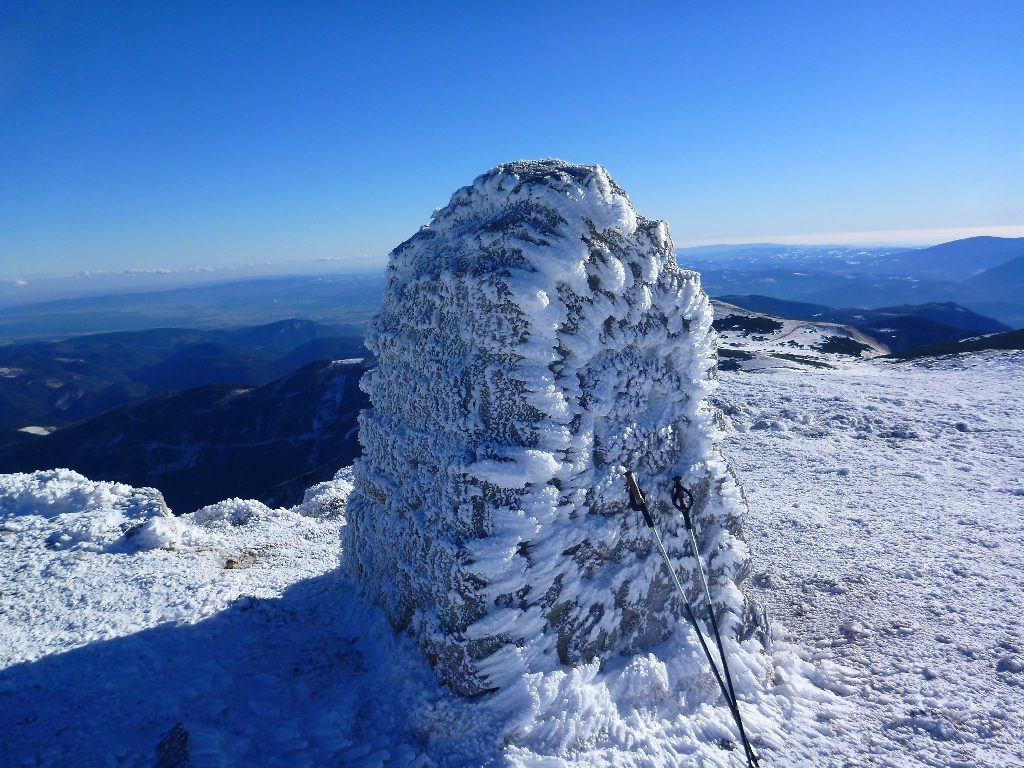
[0, 468, 182, 552]
[344, 160, 763, 695]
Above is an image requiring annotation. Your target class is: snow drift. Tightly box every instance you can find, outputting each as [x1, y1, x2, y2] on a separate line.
[344, 160, 765, 695]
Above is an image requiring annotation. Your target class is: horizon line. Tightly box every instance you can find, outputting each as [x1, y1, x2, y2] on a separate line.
[674, 225, 1024, 248]
[4, 225, 1024, 283]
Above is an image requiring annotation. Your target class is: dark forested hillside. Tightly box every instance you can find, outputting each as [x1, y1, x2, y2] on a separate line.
[0, 319, 366, 433]
[0, 359, 370, 513]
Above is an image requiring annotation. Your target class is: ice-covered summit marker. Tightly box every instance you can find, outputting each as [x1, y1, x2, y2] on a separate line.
[344, 160, 762, 695]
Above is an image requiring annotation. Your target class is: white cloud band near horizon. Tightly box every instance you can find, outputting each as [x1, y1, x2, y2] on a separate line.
[675, 225, 1024, 248]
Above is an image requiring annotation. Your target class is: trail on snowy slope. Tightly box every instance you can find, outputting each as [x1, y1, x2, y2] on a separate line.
[717, 351, 1024, 767]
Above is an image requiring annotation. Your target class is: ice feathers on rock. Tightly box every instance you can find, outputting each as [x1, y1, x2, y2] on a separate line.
[343, 160, 762, 695]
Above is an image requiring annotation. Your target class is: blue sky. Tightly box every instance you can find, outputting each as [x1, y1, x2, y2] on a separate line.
[1, 1, 1022, 277]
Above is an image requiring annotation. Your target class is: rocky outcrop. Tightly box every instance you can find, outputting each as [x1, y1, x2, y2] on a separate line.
[344, 160, 758, 695]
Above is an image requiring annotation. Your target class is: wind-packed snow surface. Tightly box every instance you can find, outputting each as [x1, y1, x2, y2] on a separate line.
[718, 352, 1024, 767]
[345, 160, 764, 696]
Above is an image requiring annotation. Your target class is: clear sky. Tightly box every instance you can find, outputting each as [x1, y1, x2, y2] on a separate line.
[2, 1, 1022, 277]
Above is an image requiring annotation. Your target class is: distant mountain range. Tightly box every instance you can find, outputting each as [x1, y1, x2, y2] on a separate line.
[717, 296, 1009, 352]
[0, 359, 370, 513]
[2, 237, 1021, 345]
[678, 236, 1024, 328]
[0, 274, 387, 343]
[886, 329, 1024, 360]
[885, 237, 1024, 281]
[682, 236, 1023, 279]
[962, 253, 1024, 291]
[713, 295, 1007, 330]
[0, 319, 366, 434]
[1, 233, 1021, 514]
[1, 290, 1016, 514]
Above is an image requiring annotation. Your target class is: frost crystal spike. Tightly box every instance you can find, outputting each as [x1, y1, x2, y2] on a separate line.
[343, 160, 763, 695]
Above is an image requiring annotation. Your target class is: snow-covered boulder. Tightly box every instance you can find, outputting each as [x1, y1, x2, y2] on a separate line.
[344, 160, 762, 695]
[290, 466, 355, 519]
[0, 468, 181, 552]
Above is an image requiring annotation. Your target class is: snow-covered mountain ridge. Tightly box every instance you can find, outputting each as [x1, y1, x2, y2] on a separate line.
[3, 348, 1022, 766]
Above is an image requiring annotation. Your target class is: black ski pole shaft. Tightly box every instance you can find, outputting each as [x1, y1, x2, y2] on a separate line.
[688, 524, 758, 765]
[673, 478, 759, 767]
[625, 472, 757, 768]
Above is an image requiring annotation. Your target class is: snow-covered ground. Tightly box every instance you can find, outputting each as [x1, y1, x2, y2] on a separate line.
[720, 350, 1024, 767]
[2, 348, 1023, 767]
[0, 469, 836, 767]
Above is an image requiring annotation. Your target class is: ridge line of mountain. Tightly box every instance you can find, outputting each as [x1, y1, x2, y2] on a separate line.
[0, 318, 368, 434]
[715, 294, 1010, 352]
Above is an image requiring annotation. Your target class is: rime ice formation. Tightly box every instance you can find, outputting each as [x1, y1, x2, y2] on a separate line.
[344, 160, 763, 695]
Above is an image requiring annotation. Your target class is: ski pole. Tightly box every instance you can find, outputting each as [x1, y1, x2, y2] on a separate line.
[671, 476, 759, 767]
[625, 471, 758, 768]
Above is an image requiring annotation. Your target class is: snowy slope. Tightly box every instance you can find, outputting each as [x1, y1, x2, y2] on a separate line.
[3, 350, 1023, 766]
[719, 350, 1024, 766]
[712, 299, 889, 371]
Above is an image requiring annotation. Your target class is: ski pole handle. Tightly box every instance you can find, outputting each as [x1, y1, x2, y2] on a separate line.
[625, 471, 655, 528]
[672, 476, 695, 530]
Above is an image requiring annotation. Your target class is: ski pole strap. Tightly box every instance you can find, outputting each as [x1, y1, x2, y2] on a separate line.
[625, 471, 655, 528]
[671, 476, 695, 530]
